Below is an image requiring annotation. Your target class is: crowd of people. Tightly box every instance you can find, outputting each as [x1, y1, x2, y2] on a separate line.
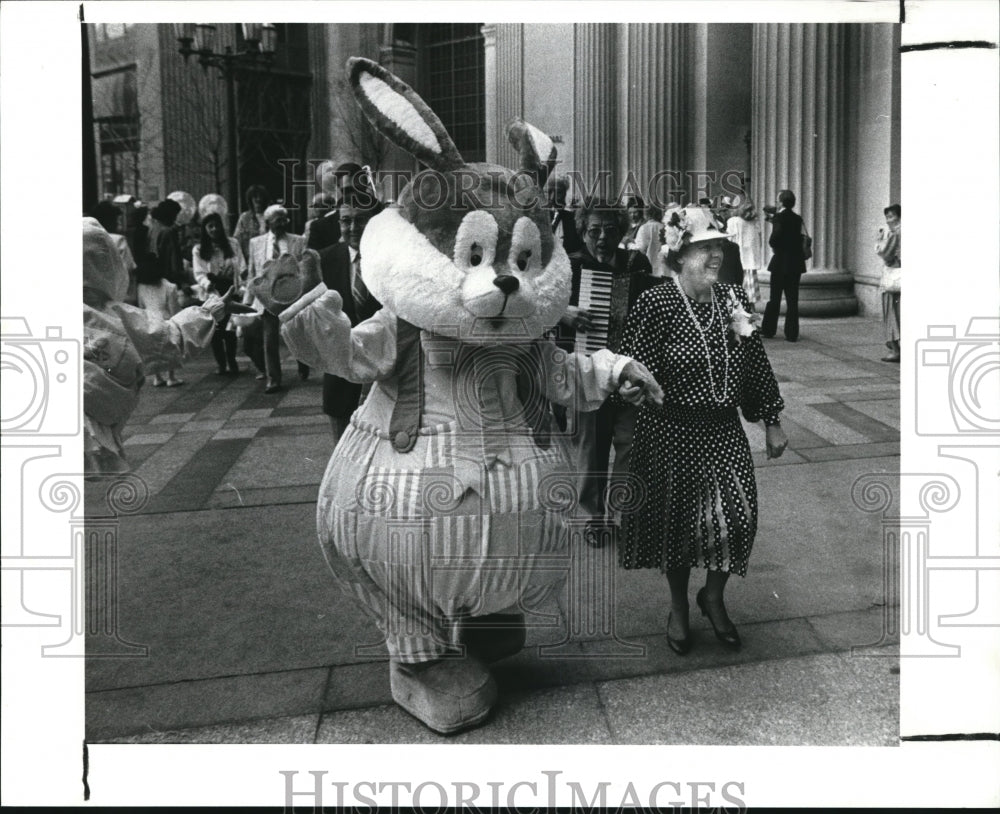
[83, 164, 899, 660]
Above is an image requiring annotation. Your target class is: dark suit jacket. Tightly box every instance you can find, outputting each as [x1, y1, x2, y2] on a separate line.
[318, 242, 382, 325]
[767, 208, 807, 275]
[307, 212, 342, 252]
[719, 240, 745, 286]
[317, 242, 381, 420]
[551, 208, 582, 254]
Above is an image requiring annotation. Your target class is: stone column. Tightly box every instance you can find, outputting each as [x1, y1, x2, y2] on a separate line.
[308, 26, 330, 161]
[845, 23, 901, 316]
[624, 23, 688, 205]
[482, 24, 498, 163]
[488, 24, 523, 169]
[573, 23, 617, 201]
[379, 38, 417, 87]
[752, 23, 858, 316]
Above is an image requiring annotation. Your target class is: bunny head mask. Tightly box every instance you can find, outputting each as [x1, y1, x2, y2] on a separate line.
[348, 58, 570, 345]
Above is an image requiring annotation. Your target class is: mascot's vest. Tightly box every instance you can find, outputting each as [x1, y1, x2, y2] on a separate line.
[388, 318, 553, 454]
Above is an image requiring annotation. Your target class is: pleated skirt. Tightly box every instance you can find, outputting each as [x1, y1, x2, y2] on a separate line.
[619, 404, 758, 577]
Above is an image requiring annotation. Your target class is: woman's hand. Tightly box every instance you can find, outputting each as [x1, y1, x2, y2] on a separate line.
[618, 360, 664, 406]
[765, 423, 788, 459]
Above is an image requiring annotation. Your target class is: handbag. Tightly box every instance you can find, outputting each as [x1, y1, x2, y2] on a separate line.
[801, 222, 813, 261]
[881, 266, 902, 293]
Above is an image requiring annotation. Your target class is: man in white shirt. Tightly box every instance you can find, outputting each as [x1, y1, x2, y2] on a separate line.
[243, 205, 308, 392]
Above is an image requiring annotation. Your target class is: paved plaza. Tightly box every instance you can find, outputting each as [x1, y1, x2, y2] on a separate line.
[85, 314, 900, 745]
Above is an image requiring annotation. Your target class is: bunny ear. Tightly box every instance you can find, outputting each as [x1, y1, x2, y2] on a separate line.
[347, 57, 464, 172]
[506, 118, 557, 188]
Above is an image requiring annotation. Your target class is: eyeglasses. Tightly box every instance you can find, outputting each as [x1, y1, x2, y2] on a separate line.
[585, 225, 619, 238]
[339, 216, 369, 229]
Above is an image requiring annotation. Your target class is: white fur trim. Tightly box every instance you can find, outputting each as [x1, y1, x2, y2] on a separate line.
[360, 208, 465, 334]
[359, 72, 441, 155]
[611, 354, 631, 384]
[524, 122, 554, 166]
[360, 207, 571, 344]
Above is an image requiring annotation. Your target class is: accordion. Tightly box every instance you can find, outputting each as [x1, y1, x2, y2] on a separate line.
[574, 267, 613, 354]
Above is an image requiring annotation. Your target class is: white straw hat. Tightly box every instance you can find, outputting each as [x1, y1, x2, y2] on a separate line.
[662, 205, 728, 252]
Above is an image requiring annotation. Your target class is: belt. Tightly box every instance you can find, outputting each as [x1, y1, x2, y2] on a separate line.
[655, 404, 738, 425]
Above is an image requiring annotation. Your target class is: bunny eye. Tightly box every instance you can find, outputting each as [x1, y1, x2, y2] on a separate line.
[453, 211, 498, 272]
[510, 216, 543, 275]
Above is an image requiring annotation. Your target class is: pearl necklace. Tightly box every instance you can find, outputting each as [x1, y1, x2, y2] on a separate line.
[675, 277, 729, 403]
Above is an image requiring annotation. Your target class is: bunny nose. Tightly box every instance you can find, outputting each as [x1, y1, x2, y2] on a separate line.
[493, 274, 520, 295]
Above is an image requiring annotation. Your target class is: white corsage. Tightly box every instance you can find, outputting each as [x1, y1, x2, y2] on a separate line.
[726, 289, 762, 345]
[662, 207, 691, 252]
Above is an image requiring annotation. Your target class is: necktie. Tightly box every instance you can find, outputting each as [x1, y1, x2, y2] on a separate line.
[351, 254, 369, 312]
[272, 236, 281, 259]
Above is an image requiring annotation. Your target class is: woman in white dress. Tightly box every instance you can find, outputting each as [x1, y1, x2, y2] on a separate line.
[193, 212, 246, 374]
[726, 197, 765, 308]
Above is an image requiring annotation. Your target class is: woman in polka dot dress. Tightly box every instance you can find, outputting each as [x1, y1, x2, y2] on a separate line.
[616, 206, 788, 654]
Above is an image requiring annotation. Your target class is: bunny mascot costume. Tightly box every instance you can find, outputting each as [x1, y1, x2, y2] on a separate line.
[280, 58, 662, 734]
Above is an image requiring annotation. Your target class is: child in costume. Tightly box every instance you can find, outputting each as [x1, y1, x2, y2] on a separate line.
[82, 219, 228, 474]
[278, 59, 663, 735]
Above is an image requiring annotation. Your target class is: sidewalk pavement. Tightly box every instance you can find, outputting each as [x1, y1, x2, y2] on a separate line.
[85, 315, 900, 745]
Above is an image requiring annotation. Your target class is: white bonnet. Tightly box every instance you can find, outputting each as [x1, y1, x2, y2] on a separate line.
[83, 222, 129, 302]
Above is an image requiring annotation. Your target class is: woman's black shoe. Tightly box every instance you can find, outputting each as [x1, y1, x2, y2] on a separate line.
[696, 588, 742, 650]
[666, 612, 692, 655]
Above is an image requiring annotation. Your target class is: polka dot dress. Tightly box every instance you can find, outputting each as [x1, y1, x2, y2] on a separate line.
[617, 279, 784, 577]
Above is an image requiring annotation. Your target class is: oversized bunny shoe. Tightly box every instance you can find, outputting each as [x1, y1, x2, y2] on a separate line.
[390, 656, 497, 735]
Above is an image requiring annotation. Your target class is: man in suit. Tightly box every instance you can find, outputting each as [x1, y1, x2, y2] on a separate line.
[558, 198, 660, 546]
[547, 173, 581, 255]
[305, 192, 342, 252]
[243, 204, 309, 392]
[317, 188, 384, 437]
[761, 188, 808, 342]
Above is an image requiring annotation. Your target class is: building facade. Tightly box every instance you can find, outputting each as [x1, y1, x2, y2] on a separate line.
[478, 23, 901, 315]
[313, 22, 899, 315]
[89, 23, 314, 224]
[88, 22, 899, 315]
